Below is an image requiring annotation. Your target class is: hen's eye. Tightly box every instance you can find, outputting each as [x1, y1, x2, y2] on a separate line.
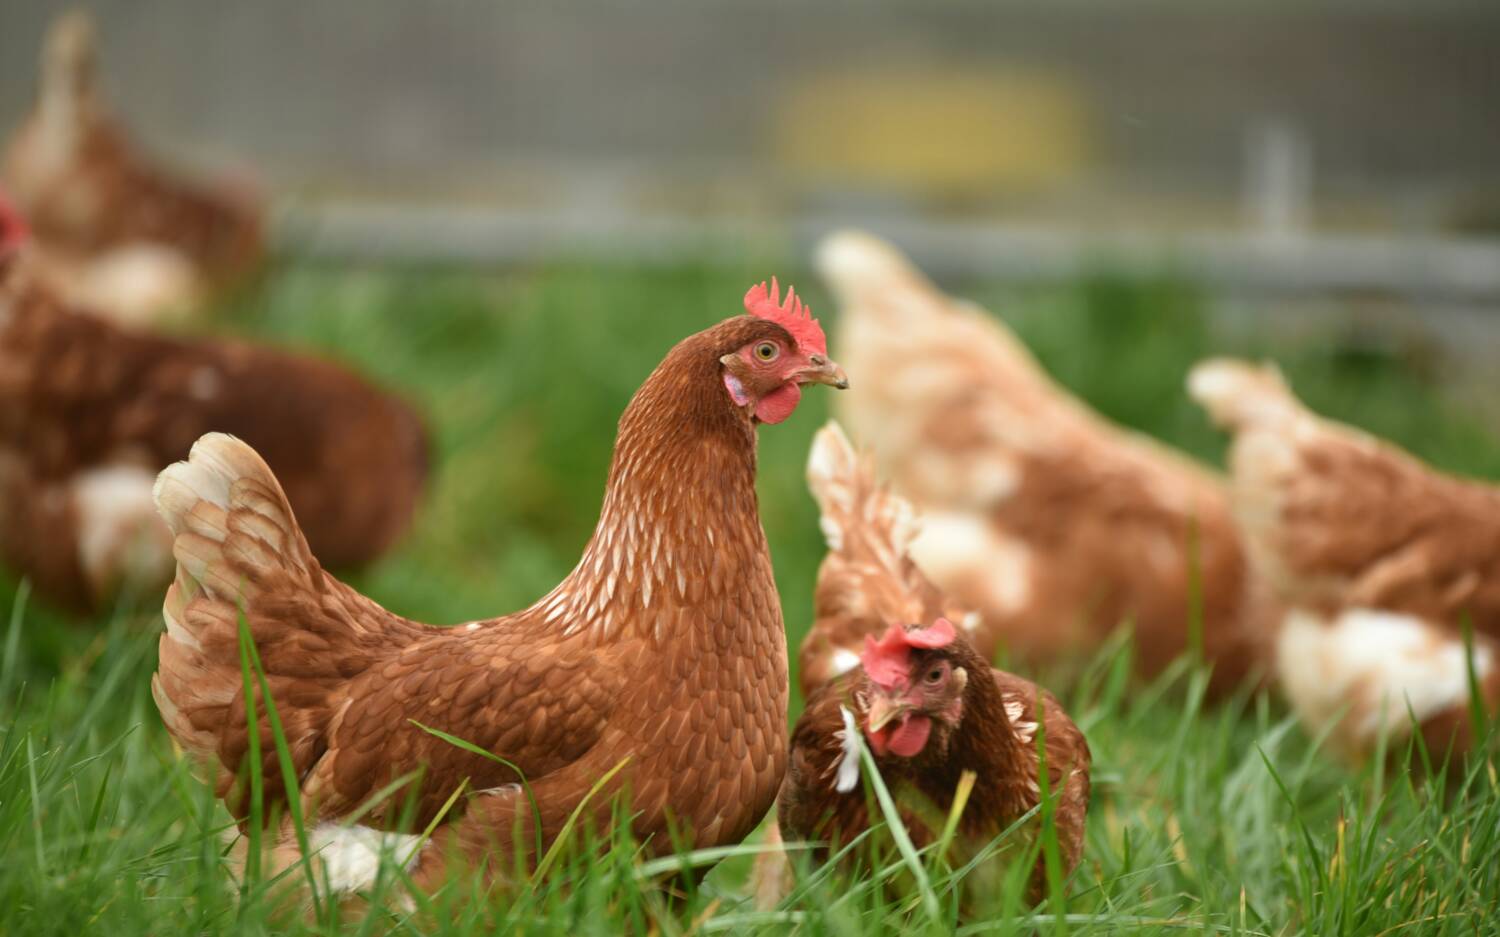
[753, 342, 778, 361]
[925, 666, 945, 684]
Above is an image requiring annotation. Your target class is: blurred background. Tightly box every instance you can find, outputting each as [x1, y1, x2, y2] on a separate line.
[3, 0, 1499, 640]
[4, 0, 1500, 373]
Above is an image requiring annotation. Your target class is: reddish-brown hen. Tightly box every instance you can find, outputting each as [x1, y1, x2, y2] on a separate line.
[150, 283, 847, 896]
[1190, 359, 1500, 762]
[772, 423, 1089, 908]
[798, 421, 970, 698]
[3, 12, 262, 326]
[819, 230, 1277, 696]
[0, 200, 426, 613]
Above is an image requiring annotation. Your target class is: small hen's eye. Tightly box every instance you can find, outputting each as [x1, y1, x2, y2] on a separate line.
[924, 666, 945, 684]
[753, 342, 778, 361]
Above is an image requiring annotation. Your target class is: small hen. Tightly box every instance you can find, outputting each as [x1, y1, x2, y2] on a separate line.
[1190, 359, 1500, 761]
[818, 230, 1276, 695]
[0, 195, 426, 613]
[798, 421, 970, 697]
[150, 282, 847, 895]
[777, 424, 1090, 906]
[3, 11, 262, 326]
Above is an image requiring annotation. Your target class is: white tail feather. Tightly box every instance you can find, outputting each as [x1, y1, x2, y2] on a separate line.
[806, 420, 921, 567]
[815, 230, 929, 312]
[1187, 358, 1300, 431]
[806, 421, 859, 516]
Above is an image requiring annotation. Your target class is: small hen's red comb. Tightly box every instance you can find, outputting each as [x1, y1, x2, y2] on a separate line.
[861, 619, 957, 689]
[744, 277, 827, 356]
[0, 191, 29, 254]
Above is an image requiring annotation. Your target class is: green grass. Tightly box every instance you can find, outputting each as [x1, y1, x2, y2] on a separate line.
[3, 261, 1499, 935]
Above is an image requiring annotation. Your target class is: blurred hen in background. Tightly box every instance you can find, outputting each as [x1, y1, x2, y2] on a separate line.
[1192, 360, 1500, 762]
[818, 231, 1281, 696]
[3, 11, 263, 328]
[0, 194, 426, 614]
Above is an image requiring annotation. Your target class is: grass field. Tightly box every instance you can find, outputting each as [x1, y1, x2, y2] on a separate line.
[3, 260, 1499, 935]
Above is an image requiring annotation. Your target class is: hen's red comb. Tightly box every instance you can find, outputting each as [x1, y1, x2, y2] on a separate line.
[0, 191, 28, 254]
[861, 619, 957, 689]
[744, 277, 827, 357]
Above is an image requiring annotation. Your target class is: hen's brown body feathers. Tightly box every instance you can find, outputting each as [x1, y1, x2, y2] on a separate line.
[0, 252, 427, 611]
[819, 231, 1276, 694]
[1191, 360, 1500, 759]
[152, 316, 805, 892]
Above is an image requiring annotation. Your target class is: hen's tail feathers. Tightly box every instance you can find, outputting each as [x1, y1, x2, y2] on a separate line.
[153, 432, 317, 602]
[151, 434, 319, 762]
[1188, 358, 1303, 432]
[153, 434, 426, 811]
[41, 11, 97, 116]
[807, 420, 921, 567]
[815, 230, 936, 316]
[815, 229, 1054, 391]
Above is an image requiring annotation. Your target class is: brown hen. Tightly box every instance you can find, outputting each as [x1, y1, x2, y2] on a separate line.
[798, 421, 971, 698]
[1190, 359, 1500, 761]
[149, 284, 847, 896]
[774, 423, 1090, 908]
[3, 11, 262, 326]
[818, 229, 1277, 695]
[0, 205, 426, 613]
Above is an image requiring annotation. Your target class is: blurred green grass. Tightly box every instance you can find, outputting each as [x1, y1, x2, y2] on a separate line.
[2, 261, 1499, 934]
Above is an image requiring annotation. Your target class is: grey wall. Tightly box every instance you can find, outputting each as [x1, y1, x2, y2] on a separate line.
[3, 1, 1498, 227]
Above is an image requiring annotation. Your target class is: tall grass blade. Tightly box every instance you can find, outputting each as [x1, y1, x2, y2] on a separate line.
[934, 769, 977, 867]
[532, 755, 632, 882]
[234, 610, 265, 903]
[856, 740, 942, 923]
[25, 734, 46, 876]
[237, 608, 323, 917]
[1184, 512, 1204, 668]
[1461, 615, 1489, 749]
[0, 582, 27, 705]
[411, 719, 545, 862]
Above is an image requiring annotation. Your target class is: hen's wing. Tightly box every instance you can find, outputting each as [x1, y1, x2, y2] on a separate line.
[818, 231, 1273, 690]
[990, 670, 1091, 874]
[1189, 359, 1500, 631]
[1190, 359, 1500, 759]
[801, 421, 967, 696]
[152, 434, 616, 827]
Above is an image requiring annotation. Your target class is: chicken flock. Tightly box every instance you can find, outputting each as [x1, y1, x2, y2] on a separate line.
[4, 9, 1498, 918]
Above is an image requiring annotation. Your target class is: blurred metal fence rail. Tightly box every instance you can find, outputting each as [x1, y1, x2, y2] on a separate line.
[279, 203, 1500, 305]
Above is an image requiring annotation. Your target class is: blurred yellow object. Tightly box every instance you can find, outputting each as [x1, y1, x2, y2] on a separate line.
[775, 67, 1089, 193]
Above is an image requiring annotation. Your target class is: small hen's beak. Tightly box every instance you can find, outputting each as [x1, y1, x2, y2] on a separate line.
[794, 354, 850, 390]
[865, 694, 911, 734]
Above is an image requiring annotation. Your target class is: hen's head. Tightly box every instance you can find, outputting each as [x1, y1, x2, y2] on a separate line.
[860, 619, 975, 759]
[719, 278, 848, 424]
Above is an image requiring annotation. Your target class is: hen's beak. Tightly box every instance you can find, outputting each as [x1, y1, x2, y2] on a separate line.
[795, 354, 850, 390]
[866, 694, 911, 734]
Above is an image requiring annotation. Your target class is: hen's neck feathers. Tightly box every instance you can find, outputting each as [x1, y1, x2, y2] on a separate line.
[529, 318, 781, 644]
